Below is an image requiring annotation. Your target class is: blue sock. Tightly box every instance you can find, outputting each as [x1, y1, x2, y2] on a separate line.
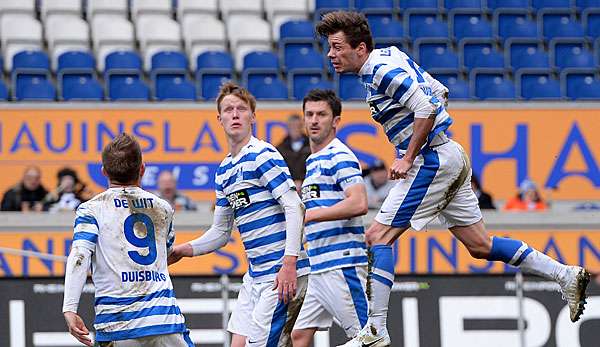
[488, 236, 532, 266]
[368, 245, 394, 335]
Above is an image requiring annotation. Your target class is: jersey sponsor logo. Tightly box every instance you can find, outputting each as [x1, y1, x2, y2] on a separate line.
[121, 270, 167, 283]
[227, 189, 250, 210]
[301, 184, 320, 201]
[368, 101, 380, 117]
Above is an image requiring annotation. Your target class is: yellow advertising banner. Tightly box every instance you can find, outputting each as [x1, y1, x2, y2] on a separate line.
[1, 229, 599, 277]
[1, 107, 599, 201]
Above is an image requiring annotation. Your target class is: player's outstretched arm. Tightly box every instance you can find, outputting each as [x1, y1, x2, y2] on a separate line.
[63, 246, 93, 346]
[168, 206, 234, 265]
[305, 183, 368, 224]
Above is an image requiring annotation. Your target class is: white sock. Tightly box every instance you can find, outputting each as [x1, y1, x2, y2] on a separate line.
[518, 249, 570, 284]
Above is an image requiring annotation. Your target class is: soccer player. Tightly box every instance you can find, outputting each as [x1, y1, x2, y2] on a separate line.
[316, 11, 591, 347]
[168, 82, 309, 347]
[62, 133, 192, 346]
[291, 89, 369, 346]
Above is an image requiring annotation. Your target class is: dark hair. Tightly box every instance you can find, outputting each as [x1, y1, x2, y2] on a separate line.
[302, 89, 342, 118]
[216, 82, 256, 113]
[101, 133, 142, 184]
[316, 11, 374, 52]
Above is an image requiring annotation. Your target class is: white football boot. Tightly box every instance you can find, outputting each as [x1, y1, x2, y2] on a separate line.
[336, 324, 391, 347]
[558, 265, 590, 322]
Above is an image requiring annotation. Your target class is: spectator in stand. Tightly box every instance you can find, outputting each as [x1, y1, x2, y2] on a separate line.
[471, 174, 496, 210]
[1, 166, 48, 212]
[156, 170, 197, 211]
[276, 114, 311, 192]
[364, 159, 395, 209]
[43, 167, 94, 212]
[504, 178, 548, 211]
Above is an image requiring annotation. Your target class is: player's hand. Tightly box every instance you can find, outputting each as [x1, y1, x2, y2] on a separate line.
[390, 158, 413, 180]
[64, 311, 93, 346]
[167, 243, 193, 265]
[273, 256, 297, 304]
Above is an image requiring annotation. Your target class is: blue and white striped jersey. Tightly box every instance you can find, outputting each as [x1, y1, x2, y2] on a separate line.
[71, 186, 186, 342]
[358, 46, 452, 153]
[214, 136, 310, 282]
[301, 138, 368, 274]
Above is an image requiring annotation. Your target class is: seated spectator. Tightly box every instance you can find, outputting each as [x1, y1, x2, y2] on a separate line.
[471, 174, 496, 209]
[156, 170, 197, 211]
[364, 159, 395, 209]
[504, 178, 548, 211]
[43, 167, 94, 212]
[276, 114, 311, 192]
[1, 166, 48, 212]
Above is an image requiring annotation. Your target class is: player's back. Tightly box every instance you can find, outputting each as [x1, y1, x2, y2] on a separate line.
[74, 186, 186, 340]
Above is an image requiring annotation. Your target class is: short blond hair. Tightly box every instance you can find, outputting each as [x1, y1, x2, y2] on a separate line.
[216, 82, 256, 113]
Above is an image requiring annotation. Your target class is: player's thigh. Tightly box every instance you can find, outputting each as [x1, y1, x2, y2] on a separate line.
[293, 274, 334, 332]
[325, 267, 369, 338]
[109, 333, 193, 347]
[248, 275, 308, 347]
[228, 274, 255, 337]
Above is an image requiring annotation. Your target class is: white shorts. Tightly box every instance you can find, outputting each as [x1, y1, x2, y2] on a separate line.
[293, 266, 369, 338]
[228, 273, 308, 346]
[96, 332, 193, 346]
[376, 140, 482, 230]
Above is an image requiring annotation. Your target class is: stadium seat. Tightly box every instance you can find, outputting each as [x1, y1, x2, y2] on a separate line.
[583, 9, 600, 40]
[408, 13, 450, 39]
[517, 69, 562, 100]
[416, 39, 460, 70]
[444, 0, 483, 10]
[220, 0, 263, 17]
[40, 0, 82, 20]
[511, 46, 551, 70]
[0, 79, 8, 100]
[248, 76, 289, 100]
[131, 0, 172, 21]
[61, 75, 104, 101]
[541, 13, 585, 41]
[15, 76, 56, 101]
[57, 51, 95, 72]
[495, 11, 538, 41]
[244, 51, 279, 71]
[92, 15, 136, 71]
[227, 15, 271, 70]
[1, 14, 43, 71]
[577, 0, 600, 10]
[337, 74, 367, 100]
[355, 0, 395, 20]
[472, 70, 516, 99]
[151, 51, 188, 72]
[265, 0, 309, 40]
[315, 0, 351, 14]
[399, 0, 438, 9]
[532, 0, 571, 9]
[182, 15, 227, 71]
[461, 40, 505, 70]
[290, 73, 332, 100]
[87, 0, 128, 19]
[45, 15, 91, 68]
[285, 46, 324, 72]
[137, 16, 182, 70]
[369, 17, 406, 50]
[109, 76, 150, 101]
[12, 50, 50, 72]
[486, 0, 529, 10]
[551, 39, 595, 69]
[196, 51, 234, 100]
[176, 0, 218, 20]
[443, 75, 471, 99]
[105, 51, 143, 72]
[562, 70, 600, 99]
[0, 0, 35, 16]
[154, 74, 196, 101]
[452, 12, 494, 42]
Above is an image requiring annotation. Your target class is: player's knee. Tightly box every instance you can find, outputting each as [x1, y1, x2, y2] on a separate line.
[291, 329, 311, 346]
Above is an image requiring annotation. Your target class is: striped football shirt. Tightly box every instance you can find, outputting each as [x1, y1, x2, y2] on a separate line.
[358, 46, 453, 153]
[302, 138, 368, 273]
[214, 136, 310, 282]
[70, 186, 186, 342]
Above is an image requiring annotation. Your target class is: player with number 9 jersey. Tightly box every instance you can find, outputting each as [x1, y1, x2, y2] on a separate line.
[63, 133, 192, 347]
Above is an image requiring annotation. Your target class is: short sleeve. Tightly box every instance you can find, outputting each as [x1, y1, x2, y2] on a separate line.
[72, 204, 99, 252]
[255, 148, 296, 199]
[332, 152, 364, 191]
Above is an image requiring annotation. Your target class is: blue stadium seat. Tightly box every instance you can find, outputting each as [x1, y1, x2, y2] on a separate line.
[444, 0, 483, 10]
[57, 51, 95, 72]
[337, 74, 367, 100]
[487, 0, 529, 10]
[495, 12, 538, 41]
[280, 20, 314, 42]
[399, 0, 438, 9]
[109, 76, 150, 101]
[12, 50, 50, 72]
[517, 70, 562, 100]
[355, 0, 394, 11]
[244, 51, 279, 71]
[461, 40, 505, 70]
[155, 75, 196, 101]
[369, 17, 406, 50]
[291, 73, 333, 100]
[562, 70, 600, 99]
[195, 51, 234, 100]
[506, 38, 541, 67]
[248, 76, 289, 100]
[409, 13, 450, 39]
[151, 51, 188, 72]
[472, 70, 516, 99]
[511, 46, 551, 70]
[541, 13, 585, 40]
[61, 75, 104, 101]
[583, 9, 600, 40]
[0, 79, 8, 100]
[315, 0, 351, 19]
[105, 51, 143, 72]
[577, 0, 600, 10]
[532, 0, 571, 9]
[452, 13, 493, 42]
[551, 40, 595, 69]
[16, 76, 56, 101]
[416, 39, 460, 70]
[444, 76, 471, 99]
[431, 71, 460, 86]
[285, 46, 324, 71]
